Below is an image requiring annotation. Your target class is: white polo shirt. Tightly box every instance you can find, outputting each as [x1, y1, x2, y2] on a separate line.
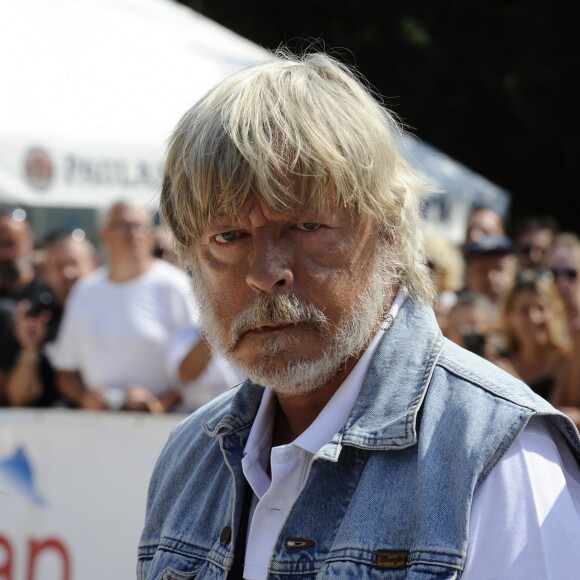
[241, 292, 580, 579]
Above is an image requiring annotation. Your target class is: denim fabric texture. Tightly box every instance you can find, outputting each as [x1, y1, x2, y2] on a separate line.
[137, 298, 580, 580]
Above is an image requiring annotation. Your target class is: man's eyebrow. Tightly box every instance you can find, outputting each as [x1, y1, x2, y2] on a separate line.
[206, 216, 242, 230]
[205, 205, 326, 229]
[207, 224, 238, 232]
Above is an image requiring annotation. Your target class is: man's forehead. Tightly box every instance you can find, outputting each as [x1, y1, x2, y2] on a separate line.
[108, 206, 149, 222]
[209, 194, 355, 224]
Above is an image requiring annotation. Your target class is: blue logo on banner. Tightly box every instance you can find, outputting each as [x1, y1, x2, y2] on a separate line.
[0, 445, 47, 507]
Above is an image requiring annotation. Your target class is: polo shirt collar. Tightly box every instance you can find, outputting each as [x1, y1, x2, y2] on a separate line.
[242, 289, 410, 457]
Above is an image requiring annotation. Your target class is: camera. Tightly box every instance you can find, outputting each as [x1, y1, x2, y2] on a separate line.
[462, 332, 486, 356]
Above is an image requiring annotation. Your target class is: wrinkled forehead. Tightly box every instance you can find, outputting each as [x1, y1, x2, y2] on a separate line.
[210, 189, 357, 225]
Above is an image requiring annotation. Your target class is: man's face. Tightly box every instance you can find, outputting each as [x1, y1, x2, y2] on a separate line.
[465, 209, 504, 244]
[0, 216, 33, 284]
[546, 246, 580, 309]
[101, 206, 154, 260]
[444, 303, 492, 350]
[190, 197, 393, 395]
[517, 228, 554, 269]
[464, 252, 517, 303]
[43, 240, 97, 304]
[506, 289, 551, 347]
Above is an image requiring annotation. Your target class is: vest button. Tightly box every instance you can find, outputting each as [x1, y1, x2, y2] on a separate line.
[220, 525, 232, 544]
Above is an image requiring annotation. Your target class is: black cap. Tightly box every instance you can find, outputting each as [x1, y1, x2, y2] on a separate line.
[464, 234, 515, 260]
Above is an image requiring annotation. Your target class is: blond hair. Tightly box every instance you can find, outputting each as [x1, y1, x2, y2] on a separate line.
[425, 234, 465, 293]
[161, 50, 435, 304]
[502, 271, 569, 354]
[548, 232, 580, 259]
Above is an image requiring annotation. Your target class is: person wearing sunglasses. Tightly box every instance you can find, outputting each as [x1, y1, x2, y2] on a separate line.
[513, 215, 559, 272]
[545, 233, 580, 418]
[498, 270, 580, 425]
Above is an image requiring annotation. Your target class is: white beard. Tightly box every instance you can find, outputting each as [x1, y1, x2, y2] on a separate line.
[190, 248, 394, 396]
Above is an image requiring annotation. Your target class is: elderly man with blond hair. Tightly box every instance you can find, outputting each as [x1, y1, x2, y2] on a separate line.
[138, 52, 580, 579]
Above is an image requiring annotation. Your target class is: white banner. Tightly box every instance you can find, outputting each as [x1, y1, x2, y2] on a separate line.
[0, 409, 186, 580]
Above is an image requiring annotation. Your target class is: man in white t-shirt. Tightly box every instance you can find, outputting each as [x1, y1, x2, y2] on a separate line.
[49, 201, 197, 412]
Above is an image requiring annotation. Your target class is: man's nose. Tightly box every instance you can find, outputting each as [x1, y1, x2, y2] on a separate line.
[246, 238, 294, 294]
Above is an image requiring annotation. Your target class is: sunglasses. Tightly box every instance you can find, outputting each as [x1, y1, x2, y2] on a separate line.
[549, 268, 578, 281]
[518, 244, 545, 256]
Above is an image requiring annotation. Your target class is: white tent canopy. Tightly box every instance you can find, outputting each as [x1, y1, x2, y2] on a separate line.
[400, 135, 510, 244]
[0, 0, 270, 210]
[0, 0, 508, 244]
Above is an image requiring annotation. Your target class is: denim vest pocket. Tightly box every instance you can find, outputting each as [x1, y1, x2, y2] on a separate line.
[153, 556, 209, 580]
[161, 568, 197, 580]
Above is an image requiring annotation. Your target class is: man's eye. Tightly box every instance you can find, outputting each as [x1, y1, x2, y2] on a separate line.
[298, 223, 321, 232]
[214, 231, 239, 244]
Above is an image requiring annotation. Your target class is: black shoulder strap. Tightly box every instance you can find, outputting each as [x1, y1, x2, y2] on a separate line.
[228, 482, 254, 579]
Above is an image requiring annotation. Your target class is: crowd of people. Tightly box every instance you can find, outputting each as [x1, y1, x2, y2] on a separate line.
[430, 207, 580, 426]
[0, 201, 243, 413]
[1, 198, 580, 425]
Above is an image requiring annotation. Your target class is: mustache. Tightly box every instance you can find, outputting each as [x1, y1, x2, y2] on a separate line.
[229, 293, 327, 350]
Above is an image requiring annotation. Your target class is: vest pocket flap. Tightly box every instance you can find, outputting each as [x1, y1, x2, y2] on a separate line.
[161, 567, 198, 580]
[319, 560, 459, 578]
[156, 556, 209, 579]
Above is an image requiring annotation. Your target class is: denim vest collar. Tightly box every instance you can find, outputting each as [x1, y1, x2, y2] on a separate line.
[202, 298, 443, 456]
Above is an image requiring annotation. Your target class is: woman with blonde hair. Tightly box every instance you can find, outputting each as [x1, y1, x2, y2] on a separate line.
[500, 270, 580, 425]
[545, 232, 580, 422]
[425, 233, 464, 329]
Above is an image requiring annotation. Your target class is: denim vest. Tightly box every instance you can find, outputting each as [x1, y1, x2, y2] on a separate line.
[138, 299, 580, 580]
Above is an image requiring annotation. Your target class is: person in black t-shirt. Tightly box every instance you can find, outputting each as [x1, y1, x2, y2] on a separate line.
[0, 211, 52, 399]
